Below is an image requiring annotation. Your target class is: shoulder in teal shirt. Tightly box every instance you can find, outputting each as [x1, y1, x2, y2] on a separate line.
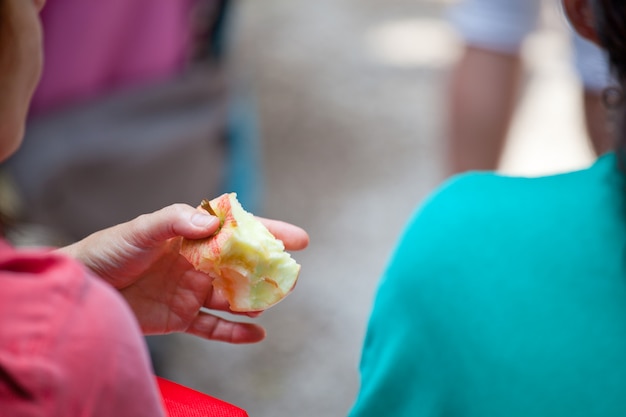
[350, 154, 626, 417]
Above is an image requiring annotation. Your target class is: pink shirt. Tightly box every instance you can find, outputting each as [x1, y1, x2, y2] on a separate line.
[31, 0, 195, 114]
[0, 239, 166, 417]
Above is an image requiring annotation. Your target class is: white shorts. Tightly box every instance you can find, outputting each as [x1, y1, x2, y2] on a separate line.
[447, 0, 611, 92]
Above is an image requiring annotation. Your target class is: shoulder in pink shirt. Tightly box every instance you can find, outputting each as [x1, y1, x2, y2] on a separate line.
[0, 239, 166, 417]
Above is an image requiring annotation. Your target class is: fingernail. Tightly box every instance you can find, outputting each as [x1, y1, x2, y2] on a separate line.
[191, 212, 218, 228]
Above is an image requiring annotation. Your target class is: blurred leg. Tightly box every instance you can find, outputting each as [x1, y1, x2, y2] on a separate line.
[447, 46, 523, 174]
[445, 0, 541, 175]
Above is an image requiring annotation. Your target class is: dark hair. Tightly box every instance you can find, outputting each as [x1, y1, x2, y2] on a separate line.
[591, 0, 626, 163]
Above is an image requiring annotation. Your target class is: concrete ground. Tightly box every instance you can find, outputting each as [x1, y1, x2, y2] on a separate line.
[153, 0, 596, 416]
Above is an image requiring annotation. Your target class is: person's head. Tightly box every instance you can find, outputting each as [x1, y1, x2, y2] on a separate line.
[564, 0, 626, 73]
[563, 0, 626, 157]
[0, 0, 46, 162]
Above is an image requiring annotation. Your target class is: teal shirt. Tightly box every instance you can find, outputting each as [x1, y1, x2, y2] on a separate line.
[350, 154, 626, 417]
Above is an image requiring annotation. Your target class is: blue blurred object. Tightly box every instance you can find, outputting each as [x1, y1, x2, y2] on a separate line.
[223, 89, 265, 215]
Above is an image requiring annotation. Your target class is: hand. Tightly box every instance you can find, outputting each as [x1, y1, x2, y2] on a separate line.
[59, 204, 309, 344]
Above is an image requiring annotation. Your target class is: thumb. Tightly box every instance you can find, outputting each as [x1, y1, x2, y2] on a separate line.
[126, 204, 220, 247]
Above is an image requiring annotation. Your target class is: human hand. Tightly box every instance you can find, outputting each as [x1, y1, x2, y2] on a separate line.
[59, 204, 309, 344]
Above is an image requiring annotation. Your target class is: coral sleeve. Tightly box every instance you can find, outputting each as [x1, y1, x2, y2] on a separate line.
[0, 239, 165, 417]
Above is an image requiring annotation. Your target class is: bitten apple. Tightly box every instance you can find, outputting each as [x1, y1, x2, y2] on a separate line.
[180, 193, 301, 312]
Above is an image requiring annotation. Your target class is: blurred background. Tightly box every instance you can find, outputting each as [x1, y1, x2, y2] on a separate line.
[1, 0, 598, 416]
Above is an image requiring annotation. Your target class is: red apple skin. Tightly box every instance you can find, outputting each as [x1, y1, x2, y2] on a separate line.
[180, 194, 234, 278]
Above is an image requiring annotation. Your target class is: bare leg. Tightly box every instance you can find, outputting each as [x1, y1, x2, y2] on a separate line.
[446, 46, 523, 175]
[583, 89, 613, 156]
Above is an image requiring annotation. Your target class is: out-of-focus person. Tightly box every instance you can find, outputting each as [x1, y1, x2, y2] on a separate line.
[2, 0, 262, 245]
[446, 0, 613, 174]
[0, 1, 310, 415]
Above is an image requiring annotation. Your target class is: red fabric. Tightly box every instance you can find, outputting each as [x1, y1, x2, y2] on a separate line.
[157, 377, 249, 417]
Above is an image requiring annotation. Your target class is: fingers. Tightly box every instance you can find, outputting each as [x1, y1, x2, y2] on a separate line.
[202, 284, 231, 312]
[202, 286, 264, 318]
[123, 203, 309, 251]
[186, 311, 266, 344]
[258, 218, 310, 251]
[128, 204, 220, 246]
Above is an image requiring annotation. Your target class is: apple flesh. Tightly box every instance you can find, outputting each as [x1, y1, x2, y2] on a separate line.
[180, 193, 301, 312]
